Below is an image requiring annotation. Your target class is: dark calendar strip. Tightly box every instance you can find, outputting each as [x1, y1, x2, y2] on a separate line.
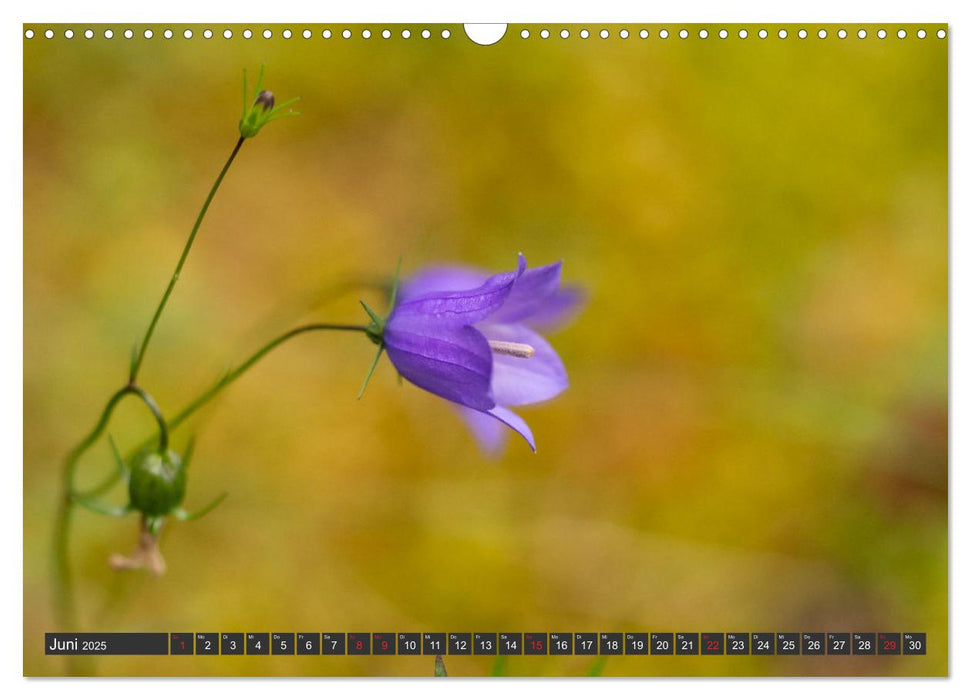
[45, 632, 927, 656]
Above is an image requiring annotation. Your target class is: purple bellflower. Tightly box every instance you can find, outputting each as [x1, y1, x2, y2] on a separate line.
[360, 254, 583, 453]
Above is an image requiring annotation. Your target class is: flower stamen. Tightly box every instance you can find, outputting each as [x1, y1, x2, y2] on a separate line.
[488, 340, 535, 358]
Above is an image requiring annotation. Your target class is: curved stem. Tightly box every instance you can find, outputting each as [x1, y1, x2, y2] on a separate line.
[54, 130, 248, 659]
[113, 323, 366, 464]
[168, 323, 368, 432]
[129, 136, 246, 384]
[71, 321, 368, 548]
[53, 384, 170, 631]
[128, 385, 170, 452]
[53, 386, 132, 632]
[55, 322, 368, 624]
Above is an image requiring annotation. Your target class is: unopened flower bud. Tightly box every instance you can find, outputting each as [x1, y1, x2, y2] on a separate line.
[238, 66, 300, 139]
[128, 448, 187, 518]
[255, 90, 275, 112]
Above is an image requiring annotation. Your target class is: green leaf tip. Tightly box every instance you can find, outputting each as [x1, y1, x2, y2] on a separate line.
[434, 655, 447, 677]
[586, 656, 607, 677]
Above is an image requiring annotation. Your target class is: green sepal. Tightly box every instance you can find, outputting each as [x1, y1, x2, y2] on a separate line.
[359, 300, 385, 345]
[107, 434, 129, 480]
[70, 434, 133, 516]
[388, 256, 402, 312]
[181, 435, 196, 470]
[355, 258, 404, 398]
[359, 299, 383, 327]
[358, 343, 385, 399]
[71, 492, 132, 518]
[172, 491, 228, 522]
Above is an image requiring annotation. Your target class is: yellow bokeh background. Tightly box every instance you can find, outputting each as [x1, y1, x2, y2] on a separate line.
[24, 24, 948, 676]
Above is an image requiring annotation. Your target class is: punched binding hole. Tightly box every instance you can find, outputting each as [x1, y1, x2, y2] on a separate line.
[464, 23, 506, 45]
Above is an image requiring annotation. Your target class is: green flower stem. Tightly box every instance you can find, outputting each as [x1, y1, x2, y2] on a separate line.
[53, 383, 169, 631]
[57, 298, 362, 635]
[72, 291, 376, 503]
[68, 323, 369, 530]
[100, 323, 364, 476]
[127, 385, 170, 451]
[168, 323, 369, 432]
[128, 136, 246, 384]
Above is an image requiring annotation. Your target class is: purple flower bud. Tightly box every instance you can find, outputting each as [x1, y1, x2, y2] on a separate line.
[254, 90, 275, 112]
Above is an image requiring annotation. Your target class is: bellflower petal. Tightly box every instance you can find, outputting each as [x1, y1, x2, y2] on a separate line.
[457, 405, 536, 453]
[383, 322, 495, 411]
[397, 266, 488, 304]
[390, 255, 526, 326]
[489, 260, 563, 325]
[520, 285, 586, 331]
[483, 405, 536, 452]
[457, 406, 508, 454]
[480, 323, 568, 406]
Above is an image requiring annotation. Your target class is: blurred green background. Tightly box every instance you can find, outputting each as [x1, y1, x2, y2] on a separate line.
[23, 23, 948, 676]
